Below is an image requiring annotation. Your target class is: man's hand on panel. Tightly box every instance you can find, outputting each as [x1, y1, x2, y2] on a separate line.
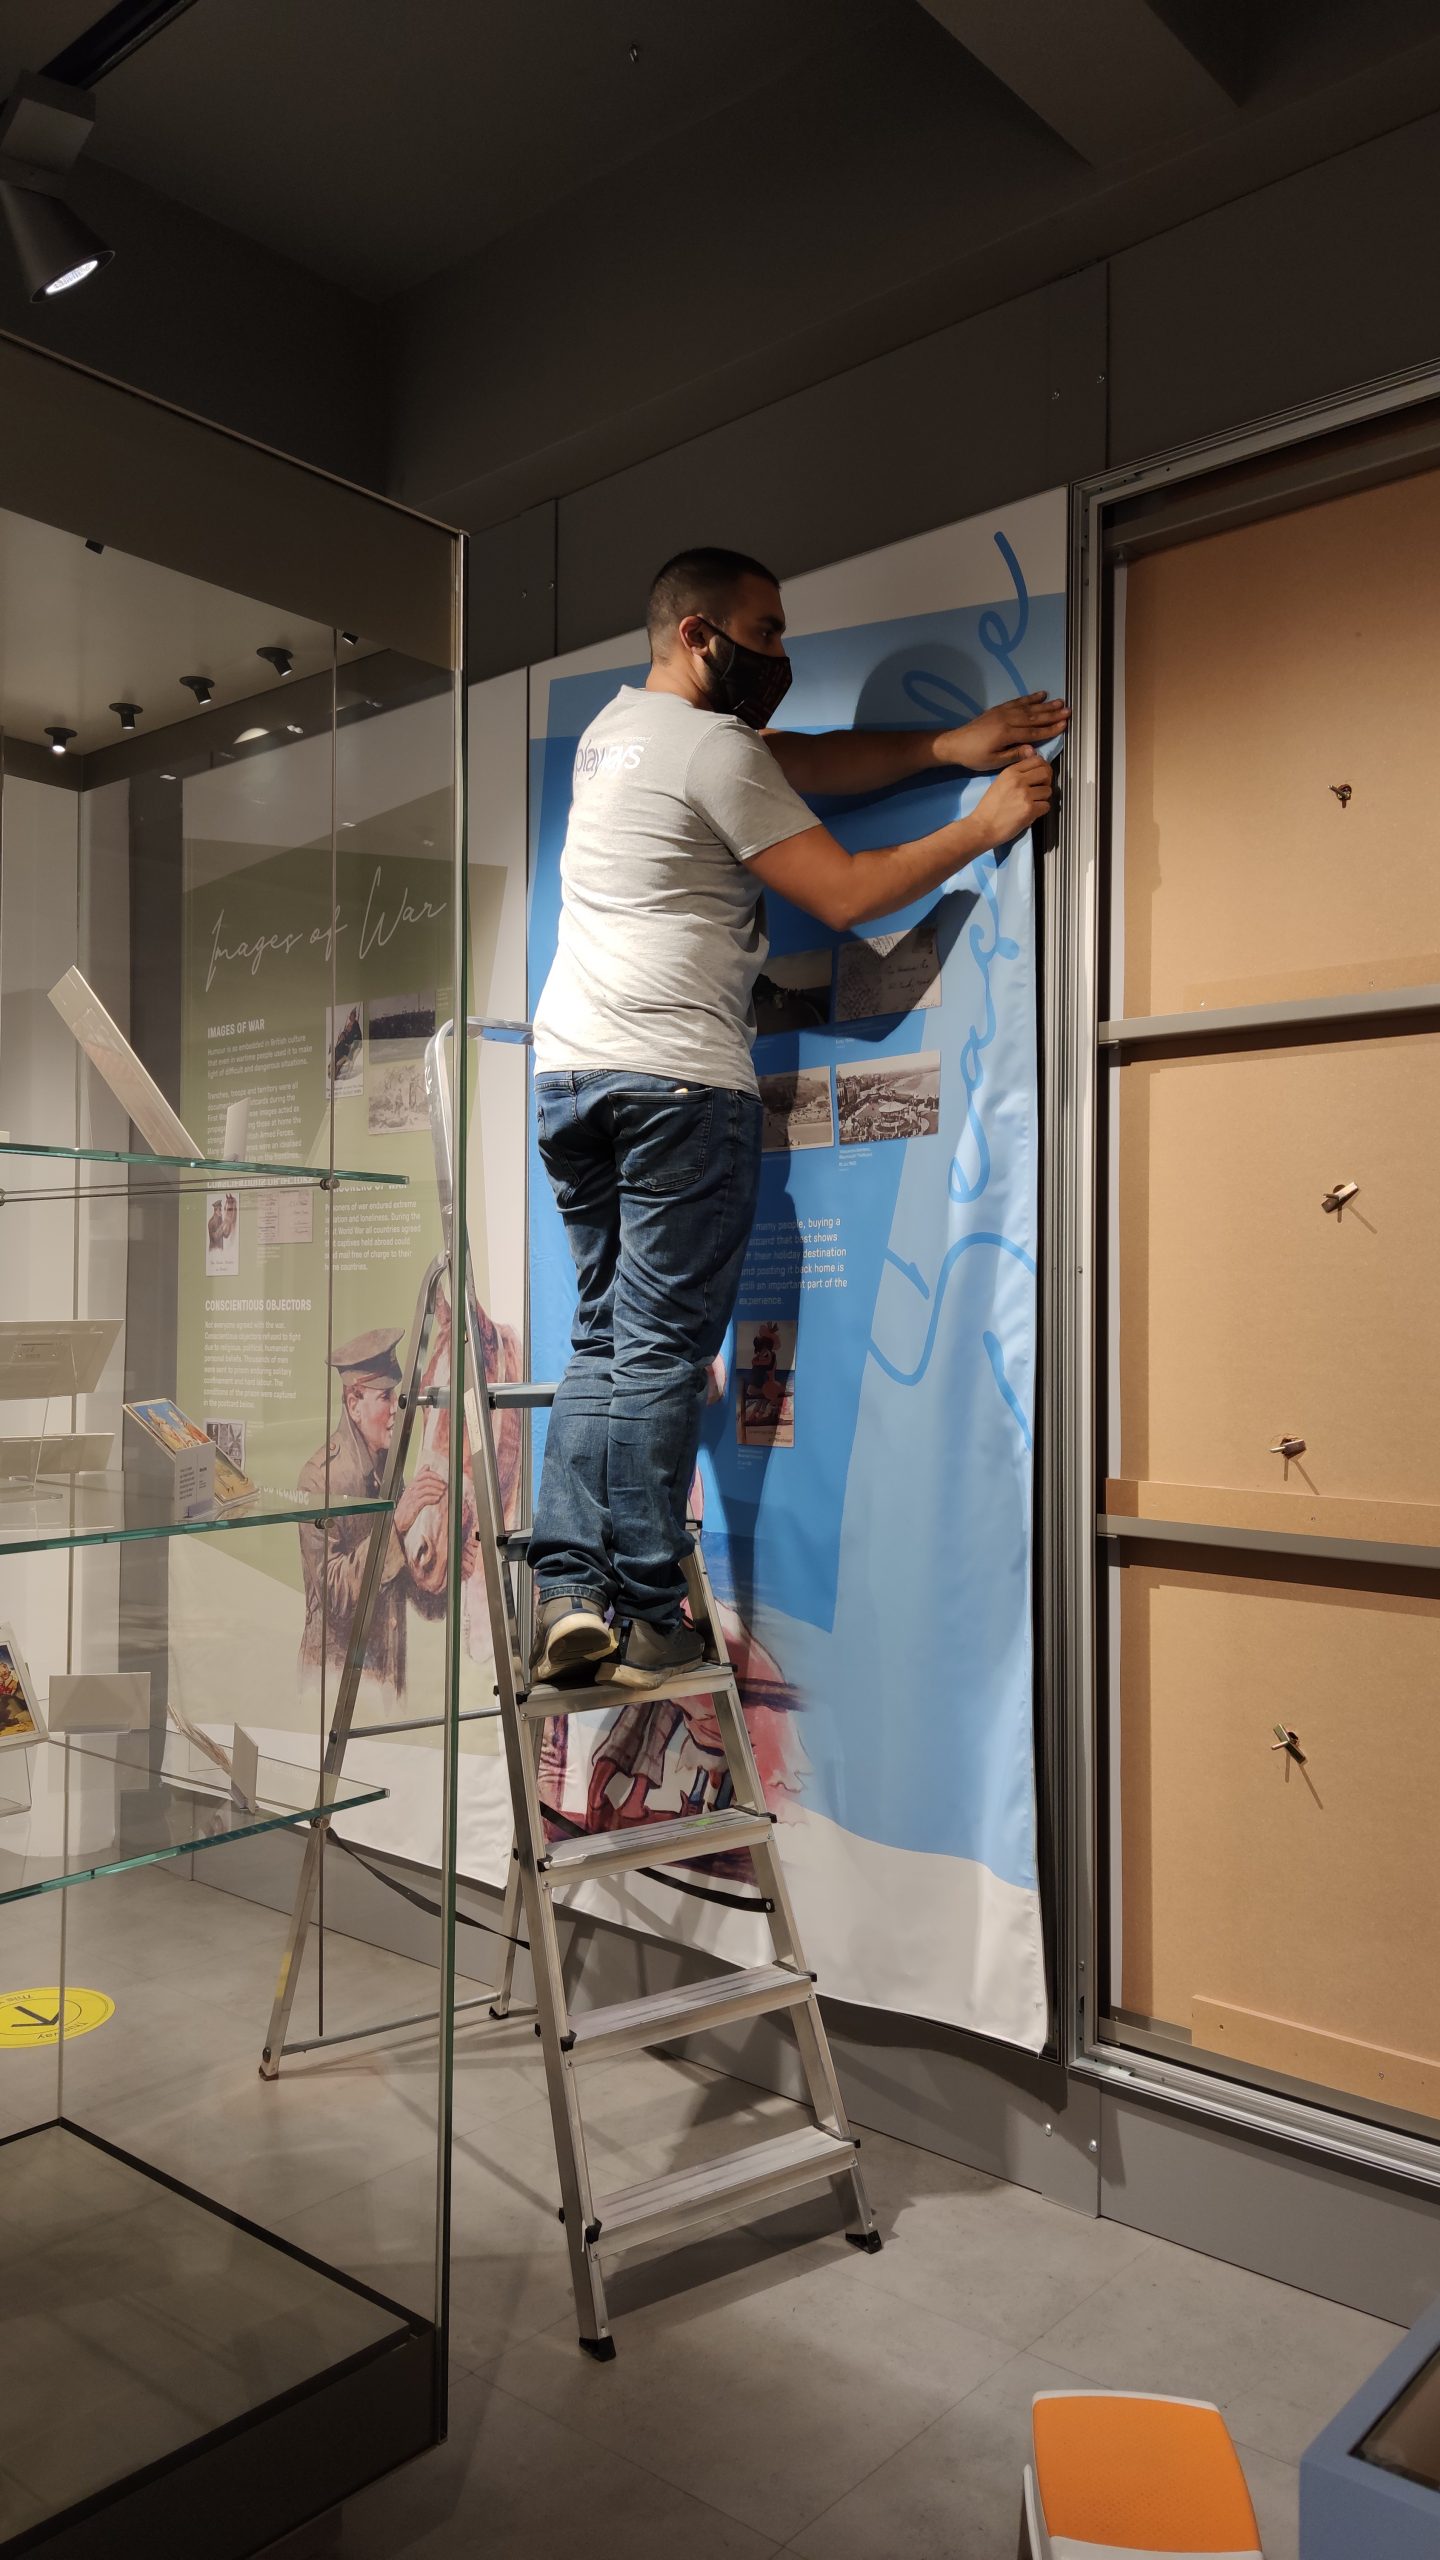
[937, 690, 1069, 772]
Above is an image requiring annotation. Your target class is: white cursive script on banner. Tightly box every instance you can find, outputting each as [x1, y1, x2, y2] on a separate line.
[205, 869, 449, 992]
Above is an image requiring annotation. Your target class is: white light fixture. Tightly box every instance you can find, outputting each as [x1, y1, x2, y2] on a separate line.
[0, 76, 112, 302]
[234, 727, 269, 745]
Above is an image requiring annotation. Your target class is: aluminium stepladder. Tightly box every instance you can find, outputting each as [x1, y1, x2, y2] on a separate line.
[265, 1017, 880, 2358]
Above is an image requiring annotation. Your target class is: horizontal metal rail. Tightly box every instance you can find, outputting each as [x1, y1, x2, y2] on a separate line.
[280, 1989, 519, 2060]
[343, 1707, 501, 1740]
[1099, 1513, 1440, 1573]
[1099, 983, 1440, 1050]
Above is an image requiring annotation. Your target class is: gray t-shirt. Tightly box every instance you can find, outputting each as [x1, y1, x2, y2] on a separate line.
[532, 684, 815, 1094]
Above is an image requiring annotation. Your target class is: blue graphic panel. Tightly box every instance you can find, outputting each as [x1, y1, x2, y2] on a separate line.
[528, 532, 1061, 1901]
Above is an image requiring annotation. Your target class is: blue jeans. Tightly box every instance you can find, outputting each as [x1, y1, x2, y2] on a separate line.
[530, 1070, 763, 1625]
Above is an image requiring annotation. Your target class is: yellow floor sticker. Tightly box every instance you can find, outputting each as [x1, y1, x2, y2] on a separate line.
[0, 1988, 114, 2047]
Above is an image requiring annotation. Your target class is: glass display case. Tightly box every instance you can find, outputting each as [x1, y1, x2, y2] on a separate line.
[0, 332, 468, 2555]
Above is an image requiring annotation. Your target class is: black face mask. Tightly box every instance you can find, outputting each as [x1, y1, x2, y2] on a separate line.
[700, 622, 793, 730]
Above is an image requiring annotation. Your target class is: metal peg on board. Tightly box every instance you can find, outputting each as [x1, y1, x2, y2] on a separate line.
[1271, 1724, 1307, 1765]
[1321, 1181, 1359, 1215]
[1270, 1436, 1306, 1460]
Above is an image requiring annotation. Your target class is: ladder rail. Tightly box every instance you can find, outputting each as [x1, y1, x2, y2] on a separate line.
[262, 1012, 879, 2337]
[427, 1016, 614, 2346]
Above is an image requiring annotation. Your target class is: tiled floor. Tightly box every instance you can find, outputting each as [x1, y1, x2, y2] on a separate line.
[0, 1865, 1403, 2556]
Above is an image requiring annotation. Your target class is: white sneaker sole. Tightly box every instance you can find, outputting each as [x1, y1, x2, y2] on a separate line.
[595, 1647, 708, 1692]
[531, 1611, 618, 1684]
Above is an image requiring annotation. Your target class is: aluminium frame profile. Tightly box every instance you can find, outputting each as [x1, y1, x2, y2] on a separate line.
[1050, 353, 1440, 2195]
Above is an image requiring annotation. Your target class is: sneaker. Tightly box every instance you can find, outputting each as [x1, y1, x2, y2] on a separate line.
[596, 1617, 707, 1691]
[530, 1596, 617, 1686]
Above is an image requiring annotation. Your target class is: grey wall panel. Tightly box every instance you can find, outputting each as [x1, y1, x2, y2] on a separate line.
[553, 267, 1106, 656]
[1100, 2090, 1440, 2327]
[466, 502, 556, 683]
[1109, 112, 1440, 464]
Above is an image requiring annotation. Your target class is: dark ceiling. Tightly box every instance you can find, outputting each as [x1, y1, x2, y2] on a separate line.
[0, 0, 905, 300]
[0, 0, 1435, 535]
[3, 0, 1438, 307]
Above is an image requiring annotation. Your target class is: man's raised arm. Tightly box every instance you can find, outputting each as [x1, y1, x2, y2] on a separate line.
[748, 748, 1053, 933]
[764, 689, 1068, 799]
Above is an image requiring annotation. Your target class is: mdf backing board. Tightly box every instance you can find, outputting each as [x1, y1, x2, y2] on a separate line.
[1117, 1555, 1440, 2112]
[1114, 1032, 1440, 1510]
[1119, 466, 1440, 1019]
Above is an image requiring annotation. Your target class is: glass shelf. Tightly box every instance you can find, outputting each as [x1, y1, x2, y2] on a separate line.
[0, 1728, 385, 1903]
[0, 1139, 407, 1187]
[0, 1472, 391, 1556]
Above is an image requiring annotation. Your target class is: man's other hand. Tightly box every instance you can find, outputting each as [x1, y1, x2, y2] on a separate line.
[970, 746, 1054, 849]
[938, 690, 1069, 771]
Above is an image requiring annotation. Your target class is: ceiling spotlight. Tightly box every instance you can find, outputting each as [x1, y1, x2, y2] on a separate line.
[0, 75, 113, 302]
[109, 700, 141, 733]
[180, 675, 214, 707]
[340, 631, 359, 647]
[285, 722, 303, 736]
[257, 645, 293, 679]
[45, 724, 75, 756]
[234, 726, 269, 745]
[160, 772, 177, 782]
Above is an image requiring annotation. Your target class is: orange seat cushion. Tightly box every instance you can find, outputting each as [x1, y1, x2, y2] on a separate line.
[1033, 2395, 1260, 2552]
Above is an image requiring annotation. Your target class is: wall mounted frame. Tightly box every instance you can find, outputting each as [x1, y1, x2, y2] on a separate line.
[1047, 354, 1440, 2194]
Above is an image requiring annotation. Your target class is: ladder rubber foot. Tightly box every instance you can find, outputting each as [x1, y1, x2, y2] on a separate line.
[578, 2334, 617, 2362]
[846, 2229, 884, 2253]
[489, 2006, 509, 2021]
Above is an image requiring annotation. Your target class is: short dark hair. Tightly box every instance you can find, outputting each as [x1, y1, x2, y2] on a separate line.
[646, 546, 779, 655]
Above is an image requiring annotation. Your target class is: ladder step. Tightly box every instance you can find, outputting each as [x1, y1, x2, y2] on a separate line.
[566, 1964, 811, 2064]
[524, 1661, 737, 1718]
[596, 2124, 857, 2248]
[489, 1381, 557, 1408]
[541, 1807, 772, 1885]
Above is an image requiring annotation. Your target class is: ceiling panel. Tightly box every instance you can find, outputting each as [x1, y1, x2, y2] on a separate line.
[43, 0, 892, 300]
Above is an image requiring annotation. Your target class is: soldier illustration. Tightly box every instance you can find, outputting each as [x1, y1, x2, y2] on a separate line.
[297, 1325, 447, 1694]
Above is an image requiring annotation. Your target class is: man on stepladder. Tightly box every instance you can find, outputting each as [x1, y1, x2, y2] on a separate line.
[529, 545, 1066, 1689]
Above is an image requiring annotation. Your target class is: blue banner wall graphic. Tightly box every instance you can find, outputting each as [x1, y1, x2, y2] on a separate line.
[527, 492, 1063, 2047]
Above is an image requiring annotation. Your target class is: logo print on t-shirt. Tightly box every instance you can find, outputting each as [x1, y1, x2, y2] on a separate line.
[573, 737, 645, 784]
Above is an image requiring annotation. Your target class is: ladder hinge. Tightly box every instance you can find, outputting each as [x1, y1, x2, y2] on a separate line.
[559, 2030, 576, 2052]
[584, 2218, 602, 2246]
